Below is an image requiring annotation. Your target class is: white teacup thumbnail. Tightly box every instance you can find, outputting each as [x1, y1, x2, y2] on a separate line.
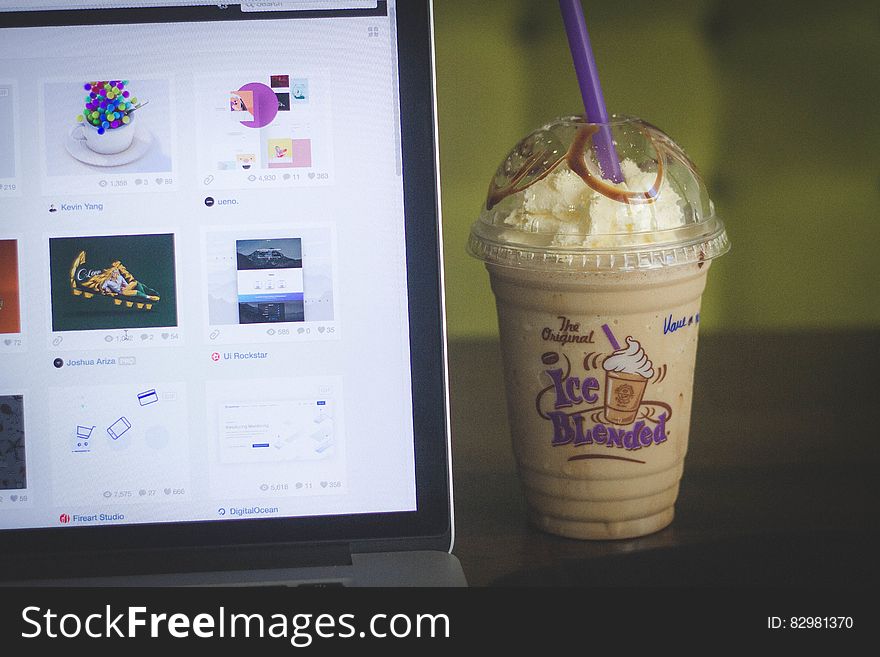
[71, 115, 135, 155]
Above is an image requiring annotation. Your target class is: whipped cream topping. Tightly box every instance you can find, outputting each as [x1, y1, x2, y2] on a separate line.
[602, 337, 654, 379]
[501, 159, 685, 248]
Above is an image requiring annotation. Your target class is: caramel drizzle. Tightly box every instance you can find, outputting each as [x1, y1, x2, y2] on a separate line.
[566, 124, 663, 205]
[637, 119, 703, 182]
[486, 145, 565, 210]
[486, 121, 673, 210]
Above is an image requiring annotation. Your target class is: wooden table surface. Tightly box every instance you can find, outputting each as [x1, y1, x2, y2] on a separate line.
[447, 331, 880, 586]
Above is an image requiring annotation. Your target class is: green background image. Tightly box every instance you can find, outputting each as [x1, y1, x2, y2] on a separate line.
[49, 234, 178, 332]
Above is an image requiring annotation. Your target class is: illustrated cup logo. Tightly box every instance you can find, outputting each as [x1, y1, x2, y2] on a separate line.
[602, 337, 653, 426]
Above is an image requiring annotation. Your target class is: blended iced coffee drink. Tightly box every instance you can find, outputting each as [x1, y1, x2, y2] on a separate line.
[468, 116, 729, 539]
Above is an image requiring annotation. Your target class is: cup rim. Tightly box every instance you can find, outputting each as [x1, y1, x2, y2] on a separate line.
[468, 214, 729, 272]
[80, 115, 135, 132]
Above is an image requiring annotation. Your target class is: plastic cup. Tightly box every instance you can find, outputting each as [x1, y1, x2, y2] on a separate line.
[468, 115, 729, 540]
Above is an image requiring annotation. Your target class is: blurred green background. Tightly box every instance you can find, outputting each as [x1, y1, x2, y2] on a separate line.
[434, 0, 879, 338]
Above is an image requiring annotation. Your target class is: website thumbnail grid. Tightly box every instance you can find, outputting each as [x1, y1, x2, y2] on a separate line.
[0, 5, 418, 531]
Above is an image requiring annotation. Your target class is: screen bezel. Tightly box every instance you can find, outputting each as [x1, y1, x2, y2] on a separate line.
[0, 0, 451, 570]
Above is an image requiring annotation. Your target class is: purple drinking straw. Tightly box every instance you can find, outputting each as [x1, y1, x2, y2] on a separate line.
[601, 323, 621, 351]
[558, 0, 624, 183]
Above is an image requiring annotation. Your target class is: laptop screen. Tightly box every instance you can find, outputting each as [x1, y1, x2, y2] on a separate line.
[0, 0, 446, 548]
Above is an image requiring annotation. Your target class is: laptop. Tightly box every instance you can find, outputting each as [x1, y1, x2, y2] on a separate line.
[0, 0, 465, 586]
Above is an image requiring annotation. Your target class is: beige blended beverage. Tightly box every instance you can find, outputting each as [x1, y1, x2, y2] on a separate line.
[468, 116, 729, 540]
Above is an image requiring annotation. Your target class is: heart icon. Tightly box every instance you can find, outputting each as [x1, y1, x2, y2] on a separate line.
[297, 327, 305, 334]
[320, 481, 327, 488]
[10, 495, 18, 502]
[164, 488, 171, 495]
[317, 326, 325, 333]
[308, 172, 315, 179]
[155, 177, 163, 185]
[161, 333, 169, 340]
[3, 339, 11, 346]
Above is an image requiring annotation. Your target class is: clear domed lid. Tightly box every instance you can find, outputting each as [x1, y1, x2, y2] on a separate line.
[468, 115, 729, 271]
